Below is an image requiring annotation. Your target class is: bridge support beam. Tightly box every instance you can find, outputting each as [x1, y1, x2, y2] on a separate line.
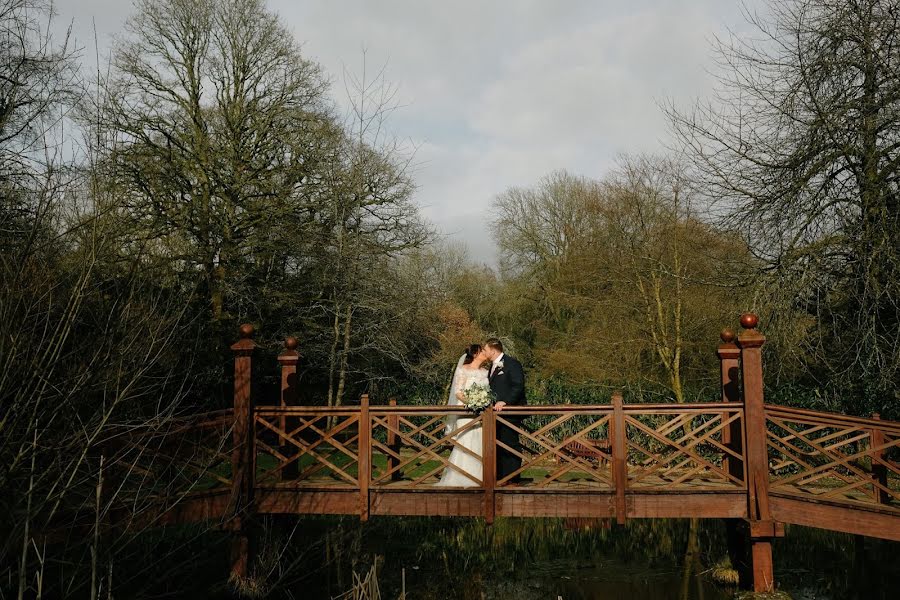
[749, 520, 785, 592]
[739, 314, 783, 593]
[230, 324, 257, 582]
[750, 538, 774, 592]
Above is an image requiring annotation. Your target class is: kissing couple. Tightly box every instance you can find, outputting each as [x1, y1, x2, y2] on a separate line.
[434, 338, 527, 487]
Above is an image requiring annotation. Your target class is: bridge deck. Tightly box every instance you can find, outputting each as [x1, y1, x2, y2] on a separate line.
[138, 478, 899, 545]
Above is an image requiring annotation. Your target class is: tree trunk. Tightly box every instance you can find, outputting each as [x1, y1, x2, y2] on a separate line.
[335, 303, 353, 406]
[327, 301, 341, 407]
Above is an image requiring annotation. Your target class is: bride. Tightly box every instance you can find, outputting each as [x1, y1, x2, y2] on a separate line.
[434, 344, 489, 487]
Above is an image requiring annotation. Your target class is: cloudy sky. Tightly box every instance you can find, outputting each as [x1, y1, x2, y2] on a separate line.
[56, 0, 765, 262]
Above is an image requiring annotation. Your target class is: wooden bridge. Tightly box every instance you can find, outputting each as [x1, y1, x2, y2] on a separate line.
[92, 315, 900, 593]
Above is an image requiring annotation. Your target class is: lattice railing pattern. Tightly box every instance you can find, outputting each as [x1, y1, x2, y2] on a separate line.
[496, 410, 613, 488]
[254, 409, 360, 487]
[102, 410, 234, 503]
[766, 406, 900, 509]
[370, 409, 484, 487]
[623, 406, 745, 490]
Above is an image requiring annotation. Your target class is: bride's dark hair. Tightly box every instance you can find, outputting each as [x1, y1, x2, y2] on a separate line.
[463, 344, 483, 365]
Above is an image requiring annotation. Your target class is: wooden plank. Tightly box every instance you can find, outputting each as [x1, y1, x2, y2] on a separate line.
[766, 405, 900, 433]
[497, 492, 614, 518]
[628, 492, 747, 519]
[622, 402, 741, 413]
[176, 494, 230, 525]
[126, 490, 233, 528]
[611, 392, 627, 524]
[770, 494, 900, 541]
[368, 402, 744, 417]
[370, 490, 484, 517]
[255, 407, 360, 416]
[749, 520, 785, 538]
[256, 489, 359, 515]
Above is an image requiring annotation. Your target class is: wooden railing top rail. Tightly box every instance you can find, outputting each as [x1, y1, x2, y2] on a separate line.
[253, 406, 362, 416]
[95, 408, 235, 446]
[253, 401, 747, 416]
[101, 408, 234, 429]
[766, 404, 900, 433]
[250, 402, 898, 434]
[622, 402, 742, 413]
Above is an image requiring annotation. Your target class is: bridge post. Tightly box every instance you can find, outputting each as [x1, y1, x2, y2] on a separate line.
[611, 391, 627, 525]
[229, 324, 257, 581]
[738, 313, 777, 593]
[387, 399, 401, 482]
[871, 414, 889, 505]
[359, 394, 371, 521]
[278, 337, 299, 480]
[483, 405, 496, 524]
[718, 328, 751, 586]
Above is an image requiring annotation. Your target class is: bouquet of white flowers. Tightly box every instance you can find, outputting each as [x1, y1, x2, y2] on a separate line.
[461, 383, 495, 415]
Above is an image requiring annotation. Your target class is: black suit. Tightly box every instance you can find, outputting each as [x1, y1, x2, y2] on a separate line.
[488, 354, 526, 481]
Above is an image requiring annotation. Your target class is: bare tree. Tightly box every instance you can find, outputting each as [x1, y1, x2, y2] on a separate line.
[0, 3, 235, 597]
[314, 55, 428, 406]
[668, 0, 900, 412]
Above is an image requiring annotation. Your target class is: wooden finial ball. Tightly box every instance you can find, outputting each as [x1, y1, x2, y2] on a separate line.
[284, 336, 298, 350]
[239, 323, 255, 338]
[720, 328, 735, 343]
[740, 313, 759, 330]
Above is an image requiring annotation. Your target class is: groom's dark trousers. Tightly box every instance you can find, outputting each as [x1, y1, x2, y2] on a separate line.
[488, 355, 527, 482]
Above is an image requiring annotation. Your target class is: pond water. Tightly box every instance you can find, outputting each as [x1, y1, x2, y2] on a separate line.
[227, 516, 900, 600]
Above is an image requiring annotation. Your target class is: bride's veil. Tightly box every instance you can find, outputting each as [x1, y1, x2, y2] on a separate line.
[444, 354, 467, 434]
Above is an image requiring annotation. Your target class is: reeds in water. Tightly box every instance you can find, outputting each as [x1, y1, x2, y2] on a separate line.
[332, 563, 381, 600]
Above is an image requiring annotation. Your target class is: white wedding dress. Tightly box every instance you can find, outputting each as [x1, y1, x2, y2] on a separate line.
[434, 361, 488, 487]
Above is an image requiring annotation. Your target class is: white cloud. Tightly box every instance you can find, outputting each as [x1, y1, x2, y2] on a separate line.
[57, 0, 767, 264]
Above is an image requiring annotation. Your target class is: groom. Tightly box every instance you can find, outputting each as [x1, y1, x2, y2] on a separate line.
[483, 338, 526, 483]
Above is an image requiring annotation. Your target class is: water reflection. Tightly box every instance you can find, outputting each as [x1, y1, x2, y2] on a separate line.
[262, 516, 900, 600]
[268, 519, 696, 600]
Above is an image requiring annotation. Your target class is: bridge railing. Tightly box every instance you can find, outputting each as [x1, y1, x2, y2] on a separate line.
[233, 323, 900, 521]
[245, 398, 749, 517]
[92, 408, 236, 522]
[620, 402, 746, 490]
[253, 405, 363, 489]
[765, 404, 900, 510]
[370, 404, 485, 488]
